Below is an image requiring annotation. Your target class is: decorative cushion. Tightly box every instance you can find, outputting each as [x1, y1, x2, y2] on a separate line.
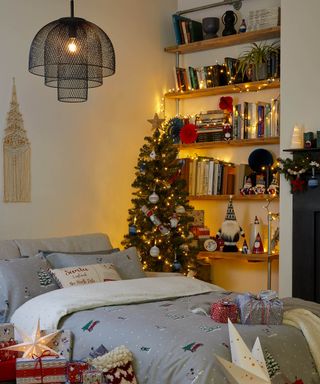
[46, 247, 146, 280]
[41, 248, 119, 257]
[0, 254, 59, 322]
[15, 233, 113, 257]
[50, 263, 121, 288]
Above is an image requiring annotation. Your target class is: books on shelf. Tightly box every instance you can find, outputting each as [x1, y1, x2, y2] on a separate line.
[232, 98, 280, 140]
[172, 14, 203, 45]
[179, 157, 237, 197]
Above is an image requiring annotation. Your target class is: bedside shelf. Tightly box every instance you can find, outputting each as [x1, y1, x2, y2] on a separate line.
[177, 137, 279, 150]
[165, 26, 281, 54]
[197, 251, 279, 262]
[165, 79, 280, 99]
[189, 194, 278, 201]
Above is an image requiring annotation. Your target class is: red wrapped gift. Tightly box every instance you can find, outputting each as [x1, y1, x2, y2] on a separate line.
[210, 300, 238, 323]
[0, 339, 19, 361]
[0, 359, 16, 381]
[67, 361, 89, 383]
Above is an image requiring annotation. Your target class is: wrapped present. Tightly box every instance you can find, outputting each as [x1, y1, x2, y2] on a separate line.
[210, 300, 238, 323]
[40, 329, 73, 361]
[236, 291, 283, 325]
[0, 339, 19, 361]
[82, 370, 104, 384]
[67, 361, 89, 383]
[0, 323, 14, 342]
[16, 356, 66, 384]
[190, 210, 204, 226]
[90, 345, 138, 384]
[0, 359, 16, 381]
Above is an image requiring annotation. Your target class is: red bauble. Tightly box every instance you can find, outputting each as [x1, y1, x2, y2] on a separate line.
[179, 123, 198, 144]
[219, 96, 233, 113]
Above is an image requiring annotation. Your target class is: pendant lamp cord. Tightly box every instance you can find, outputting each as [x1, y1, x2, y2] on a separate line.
[70, 0, 74, 17]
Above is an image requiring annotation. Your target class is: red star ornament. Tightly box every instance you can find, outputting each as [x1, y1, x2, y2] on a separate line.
[291, 177, 305, 192]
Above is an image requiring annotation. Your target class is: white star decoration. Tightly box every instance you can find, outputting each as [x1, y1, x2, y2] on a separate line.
[148, 113, 164, 130]
[2, 319, 60, 358]
[215, 319, 271, 384]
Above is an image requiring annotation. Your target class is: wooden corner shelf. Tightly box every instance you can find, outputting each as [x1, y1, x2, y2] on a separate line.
[177, 137, 279, 150]
[164, 26, 281, 54]
[164, 79, 280, 99]
[189, 194, 279, 201]
[197, 251, 279, 262]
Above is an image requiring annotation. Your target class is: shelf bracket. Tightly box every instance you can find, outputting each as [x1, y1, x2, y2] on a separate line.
[176, 0, 242, 16]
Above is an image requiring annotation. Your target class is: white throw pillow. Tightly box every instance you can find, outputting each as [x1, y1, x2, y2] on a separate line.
[50, 263, 121, 288]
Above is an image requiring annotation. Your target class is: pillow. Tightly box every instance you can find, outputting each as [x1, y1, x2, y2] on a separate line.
[46, 247, 146, 280]
[41, 248, 120, 257]
[50, 263, 121, 288]
[0, 254, 59, 322]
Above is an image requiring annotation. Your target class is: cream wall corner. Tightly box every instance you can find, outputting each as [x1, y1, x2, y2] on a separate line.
[0, 0, 177, 246]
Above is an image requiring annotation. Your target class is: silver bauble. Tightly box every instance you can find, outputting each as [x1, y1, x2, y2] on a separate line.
[148, 192, 159, 204]
[150, 245, 160, 257]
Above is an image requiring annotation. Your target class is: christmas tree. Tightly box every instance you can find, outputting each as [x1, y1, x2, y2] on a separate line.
[122, 114, 197, 274]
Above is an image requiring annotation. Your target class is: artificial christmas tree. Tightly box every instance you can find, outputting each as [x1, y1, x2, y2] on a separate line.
[122, 114, 197, 274]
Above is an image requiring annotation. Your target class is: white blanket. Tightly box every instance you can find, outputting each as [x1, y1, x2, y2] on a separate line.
[284, 308, 320, 376]
[11, 276, 221, 336]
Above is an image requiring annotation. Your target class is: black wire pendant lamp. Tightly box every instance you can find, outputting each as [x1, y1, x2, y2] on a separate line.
[29, 0, 115, 103]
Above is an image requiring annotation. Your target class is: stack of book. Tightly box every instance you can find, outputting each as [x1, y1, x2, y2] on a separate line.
[195, 110, 227, 142]
[232, 98, 280, 140]
[172, 14, 203, 45]
[180, 158, 254, 197]
[247, 7, 280, 31]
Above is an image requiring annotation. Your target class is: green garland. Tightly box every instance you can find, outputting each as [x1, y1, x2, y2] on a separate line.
[277, 157, 320, 180]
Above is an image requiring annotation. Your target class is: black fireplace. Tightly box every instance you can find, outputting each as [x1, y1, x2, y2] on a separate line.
[292, 149, 320, 303]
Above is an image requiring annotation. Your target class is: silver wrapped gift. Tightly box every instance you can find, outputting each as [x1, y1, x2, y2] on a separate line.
[236, 291, 283, 325]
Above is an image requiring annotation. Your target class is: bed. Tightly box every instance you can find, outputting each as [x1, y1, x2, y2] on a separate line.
[1, 233, 320, 383]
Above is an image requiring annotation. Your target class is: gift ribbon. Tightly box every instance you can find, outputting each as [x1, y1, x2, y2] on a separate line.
[248, 295, 272, 324]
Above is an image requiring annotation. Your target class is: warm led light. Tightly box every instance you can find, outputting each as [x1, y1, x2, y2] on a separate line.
[67, 37, 78, 53]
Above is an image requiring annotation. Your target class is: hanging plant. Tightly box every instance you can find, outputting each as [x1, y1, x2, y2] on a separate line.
[276, 157, 320, 193]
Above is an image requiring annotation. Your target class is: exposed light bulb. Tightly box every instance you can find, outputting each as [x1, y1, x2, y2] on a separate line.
[67, 37, 78, 53]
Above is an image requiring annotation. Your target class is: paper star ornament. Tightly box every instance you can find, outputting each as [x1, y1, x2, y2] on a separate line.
[216, 319, 271, 384]
[148, 113, 164, 130]
[2, 319, 60, 358]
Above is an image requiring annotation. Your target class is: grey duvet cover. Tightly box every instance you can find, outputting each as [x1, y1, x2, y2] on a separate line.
[60, 291, 320, 384]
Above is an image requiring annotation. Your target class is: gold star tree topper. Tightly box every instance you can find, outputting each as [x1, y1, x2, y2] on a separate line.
[2, 319, 60, 358]
[148, 113, 164, 130]
[215, 319, 271, 384]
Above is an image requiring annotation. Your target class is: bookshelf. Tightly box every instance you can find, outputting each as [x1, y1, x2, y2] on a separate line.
[164, 20, 280, 291]
[165, 79, 280, 99]
[164, 26, 280, 54]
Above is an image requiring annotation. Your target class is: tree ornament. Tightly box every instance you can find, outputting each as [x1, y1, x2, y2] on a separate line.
[3, 319, 60, 358]
[150, 150, 156, 159]
[252, 233, 264, 254]
[148, 191, 159, 204]
[175, 205, 186, 214]
[169, 213, 179, 228]
[149, 245, 160, 257]
[173, 259, 182, 271]
[180, 243, 189, 251]
[216, 197, 245, 252]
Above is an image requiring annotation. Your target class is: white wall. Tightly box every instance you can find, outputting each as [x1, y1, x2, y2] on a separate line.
[0, 0, 176, 246]
[280, 0, 320, 296]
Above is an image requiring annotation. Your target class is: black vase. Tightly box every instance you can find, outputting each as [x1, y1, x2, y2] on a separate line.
[202, 17, 220, 39]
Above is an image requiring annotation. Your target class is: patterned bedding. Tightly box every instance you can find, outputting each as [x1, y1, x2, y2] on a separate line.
[11, 277, 320, 384]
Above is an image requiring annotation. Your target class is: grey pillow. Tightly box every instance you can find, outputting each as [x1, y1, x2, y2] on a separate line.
[0, 254, 59, 322]
[41, 248, 120, 257]
[46, 247, 146, 280]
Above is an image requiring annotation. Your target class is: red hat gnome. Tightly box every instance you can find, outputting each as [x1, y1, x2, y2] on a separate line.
[217, 197, 245, 252]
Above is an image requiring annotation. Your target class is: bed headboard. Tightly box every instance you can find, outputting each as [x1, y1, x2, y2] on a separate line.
[0, 233, 113, 260]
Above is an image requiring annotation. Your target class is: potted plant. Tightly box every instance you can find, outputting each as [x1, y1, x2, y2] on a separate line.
[237, 41, 280, 82]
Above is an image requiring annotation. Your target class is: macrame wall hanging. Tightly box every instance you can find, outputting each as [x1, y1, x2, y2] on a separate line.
[3, 79, 31, 202]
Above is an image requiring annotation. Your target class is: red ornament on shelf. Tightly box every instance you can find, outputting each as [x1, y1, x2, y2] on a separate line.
[252, 233, 264, 254]
[179, 123, 198, 144]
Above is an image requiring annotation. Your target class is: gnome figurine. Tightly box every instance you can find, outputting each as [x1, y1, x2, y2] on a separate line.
[217, 197, 245, 252]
